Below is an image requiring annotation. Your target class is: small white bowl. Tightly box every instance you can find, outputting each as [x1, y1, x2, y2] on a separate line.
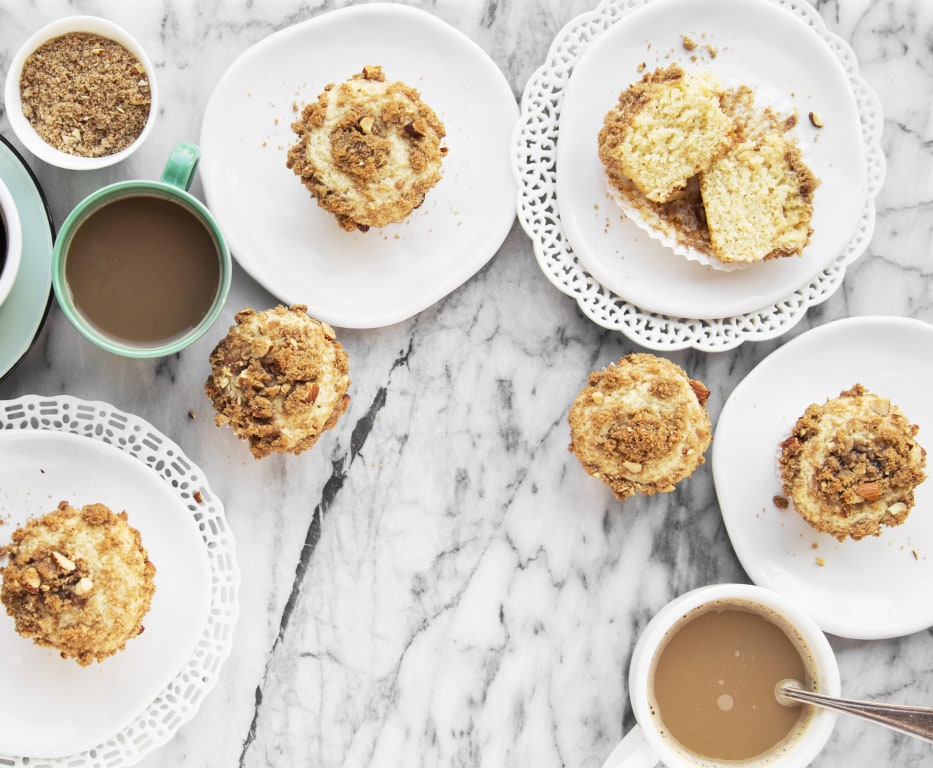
[3, 16, 158, 171]
[0, 176, 23, 308]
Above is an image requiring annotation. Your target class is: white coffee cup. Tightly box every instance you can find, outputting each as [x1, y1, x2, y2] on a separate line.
[0, 176, 23, 308]
[603, 584, 840, 768]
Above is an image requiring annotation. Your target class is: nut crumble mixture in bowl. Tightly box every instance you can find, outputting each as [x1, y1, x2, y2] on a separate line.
[3, 15, 158, 170]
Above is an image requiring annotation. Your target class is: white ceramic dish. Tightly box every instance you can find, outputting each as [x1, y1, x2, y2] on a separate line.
[200, 3, 518, 329]
[713, 316, 933, 640]
[0, 396, 239, 766]
[3, 16, 158, 171]
[513, 0, 884, 351]
[0, 136, 53, 383]
[0, 175, 23, 308]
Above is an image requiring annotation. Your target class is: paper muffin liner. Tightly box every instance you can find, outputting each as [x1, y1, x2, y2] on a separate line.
[602, 170, 751, 273]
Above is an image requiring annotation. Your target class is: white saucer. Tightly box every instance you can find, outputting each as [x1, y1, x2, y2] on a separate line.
[200, 3, 518, 329]
[0, 136, 53, 382]
[713, 317, 933, 640]
[0, 396, 239, 765]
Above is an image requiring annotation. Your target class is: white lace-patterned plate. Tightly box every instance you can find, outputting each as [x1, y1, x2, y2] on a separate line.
[713, 317, 933, 640]
[0, 396, 239, 766]
[513, 0, 884, 351]
[200, 3, 517, 329]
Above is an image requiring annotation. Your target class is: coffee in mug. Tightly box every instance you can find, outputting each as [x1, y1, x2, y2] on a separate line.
[64, 195, 221, 345]
[52, 143, 231, 358]
[650, 600, 815, 762]
[602, 584, 839, 768]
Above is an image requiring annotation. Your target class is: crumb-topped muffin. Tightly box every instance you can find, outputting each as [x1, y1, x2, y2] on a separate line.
[286, 64, 447, 232]
[568, 353, 712, 500]
[0, 501, 156, 666]
[598, 64, 732, 204]
[779, 385, 927, 541]
[205, 305, 351, 459]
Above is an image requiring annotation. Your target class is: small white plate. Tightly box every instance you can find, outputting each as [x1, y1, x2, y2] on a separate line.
[0, 396, 239, 765]
[0, 136, 53, 382]
[713, 317, 933, 640]
[557, 0, 868, 320]
[199, 3, 518, 329]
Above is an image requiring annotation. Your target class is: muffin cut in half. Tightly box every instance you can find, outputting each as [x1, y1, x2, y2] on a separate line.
[568, 353, 712, 500]
[286, 64, 447, 232]
[779, 384, 927, 541]
[598, 66, 819, 267]
[205, 305, 351, 459]
[0, 501, 156, 666]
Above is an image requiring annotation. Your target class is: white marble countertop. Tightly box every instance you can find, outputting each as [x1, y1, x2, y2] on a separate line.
[1, 1, 932, 766]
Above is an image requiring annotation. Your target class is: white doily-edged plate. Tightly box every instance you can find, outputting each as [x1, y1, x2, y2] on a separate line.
[0, 396, 239, 766]
[200, 3, 517, 329]
[713, 317, 933, 639]
[513, 0, 884, 351]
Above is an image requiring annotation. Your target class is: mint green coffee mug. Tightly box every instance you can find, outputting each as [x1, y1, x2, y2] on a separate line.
[52, 143, 231, 358]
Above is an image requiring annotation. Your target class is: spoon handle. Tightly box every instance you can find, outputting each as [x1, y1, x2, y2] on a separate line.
[781, 685, 933, 744]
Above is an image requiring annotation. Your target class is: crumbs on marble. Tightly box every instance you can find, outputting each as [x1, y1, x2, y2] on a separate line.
[188, 410, 197, 420]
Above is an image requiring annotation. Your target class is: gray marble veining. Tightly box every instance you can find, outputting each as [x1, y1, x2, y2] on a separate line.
[1, 1, 932, 766]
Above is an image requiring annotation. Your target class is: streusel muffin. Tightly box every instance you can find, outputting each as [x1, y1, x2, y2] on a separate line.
[205, 305, 350, 459]
[568, 353, 712, 500]
[0, 501, 156, 666]
[286, 64, 447, 232]
[779, 384, 927, 541]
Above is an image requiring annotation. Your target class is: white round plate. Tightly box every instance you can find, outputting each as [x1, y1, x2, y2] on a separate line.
[0, 136, 53, 382]
[0, 396, 239, 766]
[513, 0, 884, 351]
[713, 317, 933, 640]
[199, 3, 518, 329]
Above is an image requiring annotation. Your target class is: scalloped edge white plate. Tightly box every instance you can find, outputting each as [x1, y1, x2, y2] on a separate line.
[558, 0, 867, 319]
[512, 0, 884, 351]
[0, 396, 239, 766]
[713, 317, 933, 640]
[200, 3, 518, 329]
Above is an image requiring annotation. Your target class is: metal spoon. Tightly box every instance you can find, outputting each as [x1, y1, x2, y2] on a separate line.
[776, 679, 933, 744]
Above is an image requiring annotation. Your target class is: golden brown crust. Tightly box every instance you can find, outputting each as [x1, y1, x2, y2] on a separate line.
[286, 65, 446, 232]
[779, 384, 927, 541]
[0, 501, 156, 666]
[567, 353, 712, 500]
[205, 305, 351, 459]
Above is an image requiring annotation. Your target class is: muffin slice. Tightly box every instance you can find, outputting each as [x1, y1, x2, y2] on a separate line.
[0, 501, 156, 666]
[598, 64, 732, 203]
[701, 130, 817, 263]
[568, 353, 712, 500]
[779, 384, 927, 541]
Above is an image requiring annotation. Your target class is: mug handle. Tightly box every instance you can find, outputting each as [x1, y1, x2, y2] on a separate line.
[601, 725, 659, 768]
[161, 143, 201, 192]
